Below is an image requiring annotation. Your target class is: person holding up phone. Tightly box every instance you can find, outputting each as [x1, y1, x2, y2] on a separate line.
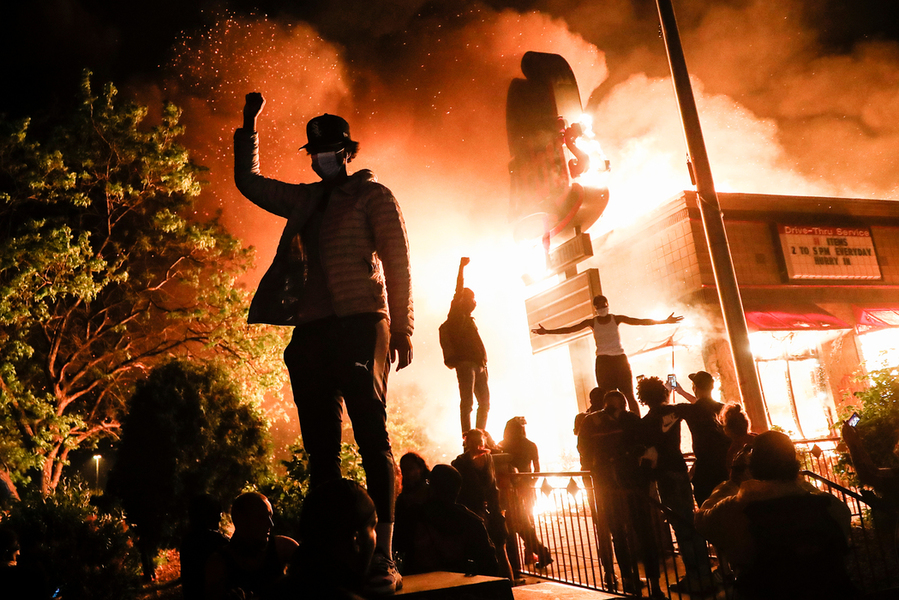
[666, 371, 731, 506]
[532, 295, 682, 415]
[841, 417, 899, 509]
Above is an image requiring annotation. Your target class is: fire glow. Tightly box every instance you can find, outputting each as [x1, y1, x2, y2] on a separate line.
[152, 5, 899, 468]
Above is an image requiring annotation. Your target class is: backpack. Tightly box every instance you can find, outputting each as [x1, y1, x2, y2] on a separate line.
[438, 320, 455, 368]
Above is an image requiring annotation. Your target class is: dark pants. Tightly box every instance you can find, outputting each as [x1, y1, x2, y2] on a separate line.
[456, 361, 489, 433]
[594, 354, 638, 414]
[691, 459, 729, 507]
[284, 313, 396, 523]
[656, 470, 712, 579]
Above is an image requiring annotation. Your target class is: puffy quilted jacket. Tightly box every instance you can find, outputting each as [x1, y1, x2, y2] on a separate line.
[234, 128, 413, 335]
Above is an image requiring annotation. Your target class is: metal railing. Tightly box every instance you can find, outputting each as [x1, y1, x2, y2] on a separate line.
[503, 470, 899, 598]
[504, 472, 723, 599]
[794, 437, 859, 492]
[802, 470, 899, 594]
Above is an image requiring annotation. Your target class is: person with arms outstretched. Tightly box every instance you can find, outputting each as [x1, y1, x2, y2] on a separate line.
[234, 92, 412, 595]
[532, 295, 681, 414]
[440, 257, 490, 433]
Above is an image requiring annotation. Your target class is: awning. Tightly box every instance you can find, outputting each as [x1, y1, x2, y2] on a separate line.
[744, 304, 851, 332]
[854, 307, 899, 328]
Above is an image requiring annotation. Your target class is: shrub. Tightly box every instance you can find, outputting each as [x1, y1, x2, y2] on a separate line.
[837, 366, 899, 484]
[107, 359, 271, 578]
[3, 482, 142, 600]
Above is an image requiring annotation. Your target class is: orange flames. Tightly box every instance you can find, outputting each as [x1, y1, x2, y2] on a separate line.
[146, 3, 899, 467]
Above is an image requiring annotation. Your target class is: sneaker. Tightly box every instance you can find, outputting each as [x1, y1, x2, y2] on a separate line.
[622, 578, 645, 595]
[366, 549, 403, 595]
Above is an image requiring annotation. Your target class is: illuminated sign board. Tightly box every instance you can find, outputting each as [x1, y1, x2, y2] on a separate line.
[777, 225, 881, 280]
[526, 268, 601, 353]
[548, 233, 593, 274]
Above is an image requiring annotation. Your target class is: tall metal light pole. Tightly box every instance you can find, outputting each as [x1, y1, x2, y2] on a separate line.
[655, 0, 767, 432]
[93, 454, 101, 492]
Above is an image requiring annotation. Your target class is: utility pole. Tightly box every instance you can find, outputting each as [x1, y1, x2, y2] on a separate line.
[655, 0, 767, 432]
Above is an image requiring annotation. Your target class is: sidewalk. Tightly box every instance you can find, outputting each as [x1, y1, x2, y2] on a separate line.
[514, 581, 623, 599]
[396, 572, 622, 599]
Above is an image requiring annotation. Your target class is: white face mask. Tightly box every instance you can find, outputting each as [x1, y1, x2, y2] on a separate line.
[595, 307, 609, 317]
[312, 151, 344, 179]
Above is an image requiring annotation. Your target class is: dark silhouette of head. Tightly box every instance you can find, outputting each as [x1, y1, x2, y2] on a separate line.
[503, 417, 527, 443]
[637, 376, 668, 409]
[588, 387, 606, 411]
[750, 431, 800, 481]
[603, 390, 627, 414]
[463, 428, 487, 453]
[429, 464, 463, 503]
[301, 114, 359, 160]
[188, 494, 223, 531]
[456, 288, 476, 315]
[399, 452, 430, 490]
[230, 492, 273, 548]
[592, 295, 609, 310]
[689, 370, 715, 394]
[722, 403, 751, 438]
[297, 478, 377, 586]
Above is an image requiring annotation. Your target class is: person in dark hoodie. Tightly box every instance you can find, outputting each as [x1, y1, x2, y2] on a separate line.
[440, 257, 490, 434]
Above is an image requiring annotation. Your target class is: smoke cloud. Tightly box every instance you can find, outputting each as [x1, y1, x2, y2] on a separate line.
[137, 0, 899, 466]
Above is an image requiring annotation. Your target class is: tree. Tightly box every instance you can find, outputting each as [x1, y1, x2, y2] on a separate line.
[107, 359, 271, 579]
[0, 72, 288, 494]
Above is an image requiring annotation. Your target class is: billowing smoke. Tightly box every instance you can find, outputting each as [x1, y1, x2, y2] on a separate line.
[139, 0, 899, 467]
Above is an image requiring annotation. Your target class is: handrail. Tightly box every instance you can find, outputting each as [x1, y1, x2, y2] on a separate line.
[804, 470, 899, 515]
[504, 468, 899, 597]
[801, 470, 865, 502]
[508, 471, 699, 531]
[508, 471, 591, 478]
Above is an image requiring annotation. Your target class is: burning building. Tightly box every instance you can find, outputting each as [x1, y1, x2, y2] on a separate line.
[530, 190, 899, 440]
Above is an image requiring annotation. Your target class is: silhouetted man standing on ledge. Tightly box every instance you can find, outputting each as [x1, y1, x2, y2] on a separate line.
[235, 92, 412, 594]
[440, 257, 490, 434]
[533, 295, 681, 414]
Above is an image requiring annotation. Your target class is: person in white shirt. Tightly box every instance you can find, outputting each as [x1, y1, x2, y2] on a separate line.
[532, 295, 681, 414]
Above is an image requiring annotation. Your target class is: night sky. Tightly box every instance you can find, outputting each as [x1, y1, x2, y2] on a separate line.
[4, 1, 899, 117]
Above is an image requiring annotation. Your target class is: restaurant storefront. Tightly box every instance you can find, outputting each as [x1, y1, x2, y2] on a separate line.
[588, 192, 899, 437]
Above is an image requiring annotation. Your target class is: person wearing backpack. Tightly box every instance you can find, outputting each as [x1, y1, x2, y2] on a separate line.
[439, 257, 490, 434]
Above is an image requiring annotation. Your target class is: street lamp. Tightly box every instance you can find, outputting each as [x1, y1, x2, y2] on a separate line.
[93, 454, 101, 492]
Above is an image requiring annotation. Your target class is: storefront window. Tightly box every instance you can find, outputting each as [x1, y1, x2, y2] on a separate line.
[858, 328, 899, 371]
[750, 331, 839, 440]
[756, 358, 832, 439]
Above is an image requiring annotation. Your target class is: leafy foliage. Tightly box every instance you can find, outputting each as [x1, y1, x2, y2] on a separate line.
[385, 382, 430, 458]
[838, 367, 899, 482]
[106, 359, 271, 572]
[0, 72, 288, 494]
[4, 482, 143, 600]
